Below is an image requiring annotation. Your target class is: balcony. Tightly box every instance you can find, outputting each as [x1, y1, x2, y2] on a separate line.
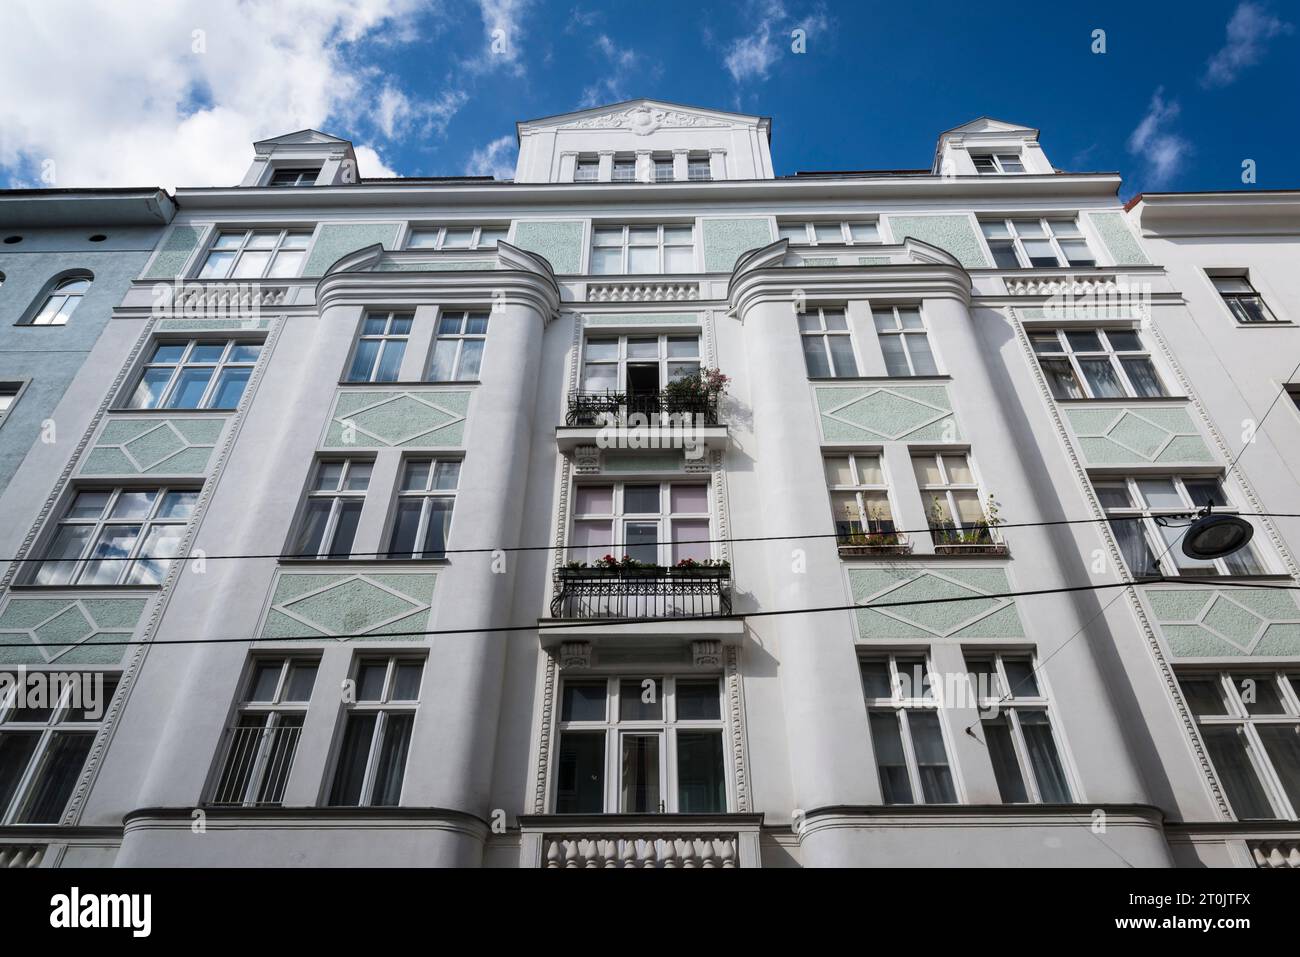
[556, 390, 728, 457]
[550, 565, 731, 620]
[209, 722, 302, 807]
[518, 813, 763, 868]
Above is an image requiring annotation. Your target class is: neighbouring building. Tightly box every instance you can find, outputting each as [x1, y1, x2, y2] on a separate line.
[0, 101, 1297, 868]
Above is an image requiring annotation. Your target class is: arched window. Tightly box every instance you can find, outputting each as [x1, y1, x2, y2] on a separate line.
[29, 273, 92, 326]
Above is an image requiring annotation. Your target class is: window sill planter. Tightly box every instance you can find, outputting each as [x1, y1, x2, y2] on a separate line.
[932, 542, 1009, 557]
[838, 541, 913, 558]
[667, 566, 731, 579]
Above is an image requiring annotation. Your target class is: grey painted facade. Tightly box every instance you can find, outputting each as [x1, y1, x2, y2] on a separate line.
[0, 105, 1297, 869]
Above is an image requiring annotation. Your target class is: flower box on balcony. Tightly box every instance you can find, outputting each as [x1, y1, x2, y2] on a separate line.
[667, 566, 730, 579]
[837, 542, 913, 558]
[932, 542, 1009, 556]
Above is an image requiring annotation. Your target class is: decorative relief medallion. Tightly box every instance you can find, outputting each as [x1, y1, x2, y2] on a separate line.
[560, 106, 729, 135]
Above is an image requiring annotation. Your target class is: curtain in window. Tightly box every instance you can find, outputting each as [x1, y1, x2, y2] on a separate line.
[329, 713, 377, 806]
[909, 711, 956, 803]
[1201, 725, 1276, 819]
[982, 715, 1028, 803]
[869, 711, 913, 804]
[620, 735, 660, 812]
[17, 732, 94, 823]
[1019, 711, 1071, 803]
[676, 731, 725, 812]
[370, 713, 413, 806]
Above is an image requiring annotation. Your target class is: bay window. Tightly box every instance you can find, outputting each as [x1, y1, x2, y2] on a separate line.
[289, 459, 371, 560]
[799, 306, 859, 378]
[569, 482, 712, 566]
[428, 310, 488, 381]
[872, 305, 938, 376]
[345, 312, 412, 383]
[386, 458, 459, 559]
[579, 333, 700, 395]
[555, 676, 727, 813]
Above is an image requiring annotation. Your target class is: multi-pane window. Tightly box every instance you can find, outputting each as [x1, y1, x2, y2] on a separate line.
[779, 221, 881, 245]
[653, 156, 674, 182]
[387, 459, 460, 559]
[345, 312, 412, 383]
[590, 224, 695, 274]
[555, 676, 727, 813]
[0, 672, 118, 823]
[126, 339, 261, 410]
[267, 167, 319, 187]
[799, 306, 859, 378]
[289, 459, 371, 559]
[580, 334, 700, 394]
[824, 454, 895, 539]
[197, 229, 312, 280]
[0, 384, 20, 424]
[1179, 670, 1300, 820]
[873, 305, 938, 376]
[429, 310, 488, 381]
[971, 153, 1025, 173]
[912, 453, 994, 547]
[980, 218, 1095, 269]
[612, 156, 636, 182]
[211, 658, 318, 807]
[31, 488, 197, 586]
[687, 154, 712, 182]
[861, 656, 957, 804]
[1030, 328, 1167, 400]
[570, 483, 711, 566]
[968, 653, 1072, 803]
[406, 225, 508, 250]
[328, 657, 423, 807]
[573, 156, 599, 182]
[28, 276, 91, 326]
[1211, 274, 1279, 324]
[1094, 476, 1263, 578]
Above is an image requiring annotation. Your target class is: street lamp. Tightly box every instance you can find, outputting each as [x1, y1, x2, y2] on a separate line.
[1181, 506, 1254, 562]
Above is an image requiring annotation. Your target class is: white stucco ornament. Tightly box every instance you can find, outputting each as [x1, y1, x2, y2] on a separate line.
[562, 107, 728, 134]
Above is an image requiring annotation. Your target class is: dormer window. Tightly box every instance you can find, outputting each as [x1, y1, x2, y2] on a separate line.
[612, 156, 636, 182]
[574, 157, 599, 183]
[687, 154, 712, 182]
[971, 153, 1025, 174]
[268, 167, 320, 187]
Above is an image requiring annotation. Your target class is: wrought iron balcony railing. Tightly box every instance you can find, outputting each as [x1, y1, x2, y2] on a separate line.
[550, 569, 731, 619]
[565, 390, 720, 428]
[209, 720, 303, 807]
[928, 522, 1008, 556]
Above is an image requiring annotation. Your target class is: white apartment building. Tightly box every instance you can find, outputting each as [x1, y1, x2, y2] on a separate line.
[0, 100, 1297, 868]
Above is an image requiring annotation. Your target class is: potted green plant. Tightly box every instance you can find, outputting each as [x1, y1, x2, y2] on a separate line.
[930, 495, 1007, 555]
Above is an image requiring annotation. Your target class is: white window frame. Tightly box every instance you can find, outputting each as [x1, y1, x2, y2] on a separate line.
[573, 156, 599, 183]
[1094, 475, 1265, 578]
[589, 223, 696, 275]
[652, 155, 675, 183]
[266, 167, 320, 187]
[124, 338, 262, 410]
[611, 155, 637, 183]
[0, 671, 119, 824]
[210, 657, 318, 807]
[686, 154, 712, 182]
[579, 333, 701, 392]
[27, 275, 92, 326]
[0, 382, 25, 425]
[405, 224, 508, 251]
[971, 152, 1026, 174]
[195, 228, 314, 281]
[428, 309, 489, 382]
[980, 217, 1096, 269]
[912, 452, 996, 547]
[798, 305, 860, 378]
[823, 453, 897, 538]
[386, 457, 460, 559]
[1029, 327, 1169, 400]
[778, 220, 882, 246]
[968, 652, 1074, 804]
[327, 656, 424, 807]
[345, 312, 413, 384]
[872, 304, 939, 376]
[861, 654, 959, 805]
[29, 487, 198, 586]
[569, 481, 713, 567]
[289, 459, 372, 560]
[1179, 669, 1300, 820]
[553, 674, 730, 814]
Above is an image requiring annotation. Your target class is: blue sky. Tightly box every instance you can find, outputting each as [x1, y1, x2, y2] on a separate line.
[0, 1, 1295, 196]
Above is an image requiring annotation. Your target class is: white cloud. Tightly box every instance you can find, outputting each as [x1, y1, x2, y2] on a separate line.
[722, 1, 828, 85]
[466, 134, 516, 180]
[470, 0, 534, 76]
[0, 0, 445, 189]
[1202, 1, 1293, 87]
[579, 35, 657, 108]
[1127, 88, 1190, 187]
[355, 144, 400, 179]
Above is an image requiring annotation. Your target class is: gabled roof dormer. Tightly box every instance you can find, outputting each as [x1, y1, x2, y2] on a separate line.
[932, 117, 1054, 176]
[514, 98, 774, 183]
[241, 129, 360, 188]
